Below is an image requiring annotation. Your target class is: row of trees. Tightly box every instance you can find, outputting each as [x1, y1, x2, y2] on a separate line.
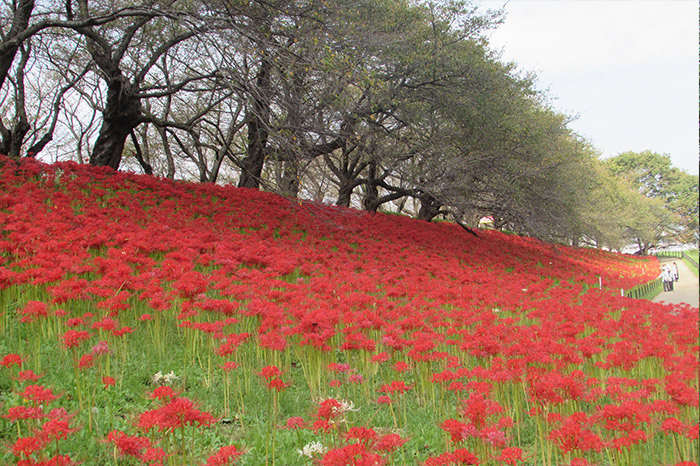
[2, 0, 697, 249]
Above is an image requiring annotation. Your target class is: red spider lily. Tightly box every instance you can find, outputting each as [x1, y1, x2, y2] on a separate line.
[547, 412, 603, 454]
[440, 419, 476, 443]
[372, 352, 389, 364]
[478, 425, 507, 447]
[215, 333, 251, 357]
[1, 157, 697, 465]
[138, 397, 216, 432]
[393, 361, 410, 373]
[4, 406, 44, 421]
[665, 377, 700, 407]
[16, 454, 77, 465]
[424, 448, 480, 465]
[592, 400, 651, 432]
[219, 361, 240, 372]
[266, 378, 290, 391]
[258, 365, 283, 379]
[19, 301, 49, 323]
[19, 385, 59, 405]
[11, 436, 46, 457]
[492, 447, 525, 465]
[378, 380, 411, 395]
[91, 316, 117, 332]
[150, 386, 178, 401]
[312, 419, 335, 433]
[64, 317, 85, 328]
[16, 370, 41, 383]
[284, 416, 307, 429]
[60, 330, 91, 349]
[38, 418, 78, 442]
[259, 330, 288, 351]
[609, 429, 647, 450]
[142, 446, 167, 464]
[460, 393, 503, 428]
[451, 449, 481, 465]
[316, 399, 343, 420]
[77, 353, 94, 369]
[345, 427, 378, 444]
[173, 270, 209, 298]
[661, 417, 695, 437]
[320, 442, 386, 466]
[91, 341, 111, 355]
[328, 362, 351, 373]
[257, 365, 289, 391]
[374, 433, 408, 452]
[46, 408, 72, 420]
[102, 376, 116, 389]
[561, 459, 596, 466]
[1, 353, 23, 368]
[106, 430, 152, 458]
[203, 445, 244, 465]
[112, 326, 134, 338]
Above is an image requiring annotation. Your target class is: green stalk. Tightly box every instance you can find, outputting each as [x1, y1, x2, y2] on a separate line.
[265, 392, 272, 466]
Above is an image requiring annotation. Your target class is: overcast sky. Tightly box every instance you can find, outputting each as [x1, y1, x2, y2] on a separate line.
[478, 0, 699, 175]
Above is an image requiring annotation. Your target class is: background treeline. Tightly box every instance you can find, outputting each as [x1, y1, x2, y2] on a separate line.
[1, 0, 697, 250]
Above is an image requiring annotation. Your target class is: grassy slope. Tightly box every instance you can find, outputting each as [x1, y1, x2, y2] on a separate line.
[0, 158, 697, 466]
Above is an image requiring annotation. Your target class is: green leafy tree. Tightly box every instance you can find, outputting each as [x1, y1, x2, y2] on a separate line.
[607, 151, 698, 244]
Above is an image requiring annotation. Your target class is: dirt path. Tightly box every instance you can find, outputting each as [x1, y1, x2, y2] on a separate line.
[652, 257, 699, 308]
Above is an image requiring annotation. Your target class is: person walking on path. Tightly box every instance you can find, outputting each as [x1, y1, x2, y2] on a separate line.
[661, 265, 673, 292]
[672, 262, 679, 282]
[653, 257, 699, 308]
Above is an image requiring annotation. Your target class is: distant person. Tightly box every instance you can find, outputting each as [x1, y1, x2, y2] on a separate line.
[660, 265, 667, 292]
[661, 265, 673, 292]
[672, 262, 679, 282]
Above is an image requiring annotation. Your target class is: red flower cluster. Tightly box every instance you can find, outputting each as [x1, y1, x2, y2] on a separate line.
[4, 386, 79, 466]
[138, 390, 216, 432]
[257, 365, 290, 391]
[0, 157, 696, 465]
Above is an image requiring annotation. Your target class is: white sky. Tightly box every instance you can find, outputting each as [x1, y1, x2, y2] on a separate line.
[478, 0, 699, 175]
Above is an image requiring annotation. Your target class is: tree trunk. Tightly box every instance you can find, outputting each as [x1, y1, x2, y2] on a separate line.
[362, 160, 379, 211]
[0, 0, 34, 94]
[89, 76, 142, 169]
[336, 178, 355, 207]
[8, 121, 30, 159]
[636, 238, 652, 256]
[157, 127, 176, 179]
[417, 192, 441, 222]
[129, 131, 153, 175]
[238, 57, 271, 189]
[278, 160, 301, 198]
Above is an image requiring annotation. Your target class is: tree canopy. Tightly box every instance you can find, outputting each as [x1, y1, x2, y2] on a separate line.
[606, 151, 698, 247]
[1, 0, 694, 248]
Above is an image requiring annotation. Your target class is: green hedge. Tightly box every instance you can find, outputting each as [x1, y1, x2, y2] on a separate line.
[654, 249, 698, 278]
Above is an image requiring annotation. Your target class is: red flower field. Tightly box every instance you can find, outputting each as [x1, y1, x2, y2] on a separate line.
[0, 157, 697, 465]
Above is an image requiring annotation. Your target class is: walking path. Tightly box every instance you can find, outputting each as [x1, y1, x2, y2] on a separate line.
[652, 257, 699, 308]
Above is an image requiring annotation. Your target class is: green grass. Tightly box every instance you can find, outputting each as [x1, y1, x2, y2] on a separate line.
[683, 249, 698, 277]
